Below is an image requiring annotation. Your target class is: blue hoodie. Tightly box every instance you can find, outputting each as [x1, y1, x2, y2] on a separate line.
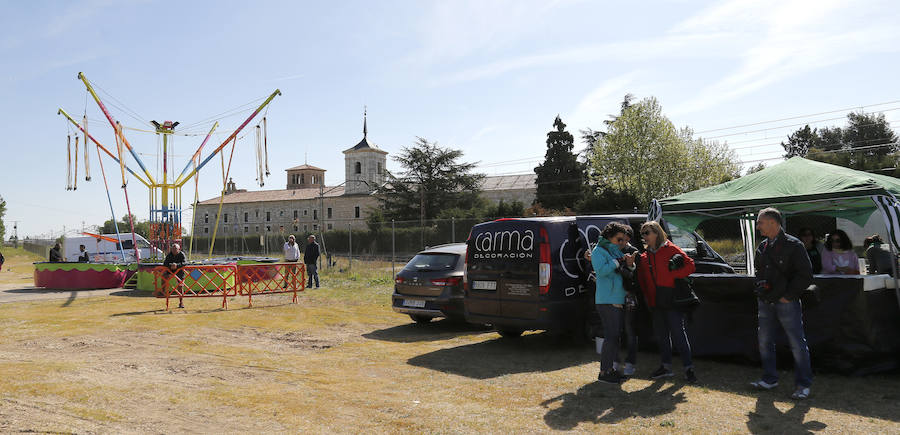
[591, 238, 627, 305]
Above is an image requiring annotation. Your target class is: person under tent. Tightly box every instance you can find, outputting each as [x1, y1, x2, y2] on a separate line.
[864, 235, 896, 276]
[821, 230, 859, 275]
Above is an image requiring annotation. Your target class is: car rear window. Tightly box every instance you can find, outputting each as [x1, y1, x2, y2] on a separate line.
[404, 254, 459, 271]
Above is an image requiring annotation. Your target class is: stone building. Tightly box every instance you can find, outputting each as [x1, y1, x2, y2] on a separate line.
[192, 115, 537, 237]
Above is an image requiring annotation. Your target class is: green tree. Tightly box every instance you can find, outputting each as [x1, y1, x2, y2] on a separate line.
[746, 162, 767, 174]
[376, 137, 485, 221]
[534, 116, 586, 211]
[587, 97, 741, 206]
[781, 125, 820, 158]
[786, 112, 898, 174]
[97, 214, 151, 237]
[0, 196, 6, 241]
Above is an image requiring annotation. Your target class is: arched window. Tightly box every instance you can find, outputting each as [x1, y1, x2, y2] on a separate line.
[300, 173, 305, 184]
[355, 162, 362, 174]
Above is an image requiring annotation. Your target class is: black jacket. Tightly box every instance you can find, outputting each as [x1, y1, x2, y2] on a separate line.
[304, 242, 320, 265]
[163, 251, 186, 269]
[49, 247, 62, 262]
[754, 230, 813, 303]
[78, 251, 90, 263]
[619, 243, 640, 293]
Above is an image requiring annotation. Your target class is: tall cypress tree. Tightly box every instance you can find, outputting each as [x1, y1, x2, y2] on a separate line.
[534, 116, 585, 210]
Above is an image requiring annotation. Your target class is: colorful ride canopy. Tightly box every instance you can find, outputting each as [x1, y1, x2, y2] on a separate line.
[659, 157, 900, 234]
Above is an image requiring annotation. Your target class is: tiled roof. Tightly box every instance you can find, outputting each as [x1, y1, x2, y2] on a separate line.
[197, 186, 346, 205]
[480, 173, 537, 191]
[197, 174, 536, 206]
[285, 164, 326, 171]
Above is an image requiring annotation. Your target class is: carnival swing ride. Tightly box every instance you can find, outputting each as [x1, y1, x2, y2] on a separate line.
[35, 72, 281, 290]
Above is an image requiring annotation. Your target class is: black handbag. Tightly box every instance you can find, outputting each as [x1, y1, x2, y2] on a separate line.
[673, 277, 701, 312]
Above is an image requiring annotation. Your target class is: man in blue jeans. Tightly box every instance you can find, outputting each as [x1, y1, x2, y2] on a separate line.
[304, 235, 320, 288]
[752, 207, 814, 400]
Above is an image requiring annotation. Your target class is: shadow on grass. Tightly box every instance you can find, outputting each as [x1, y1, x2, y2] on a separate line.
[4, 288, 74, 294]
[746, 395, 827, 434]
[541, 380, 686, 430]
[109, 289, 155, 298]
[363, 319, 492, 343]
[407, 332, 596, 379]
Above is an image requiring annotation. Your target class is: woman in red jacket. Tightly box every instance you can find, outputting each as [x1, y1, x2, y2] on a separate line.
[636, 221, 698, 383]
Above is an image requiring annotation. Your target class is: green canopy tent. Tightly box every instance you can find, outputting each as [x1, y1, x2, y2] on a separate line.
[653, 157, 900, 304]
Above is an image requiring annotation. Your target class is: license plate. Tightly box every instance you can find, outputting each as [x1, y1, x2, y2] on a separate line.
[472, 281, 497, 290]
[403, 299, 426, 308]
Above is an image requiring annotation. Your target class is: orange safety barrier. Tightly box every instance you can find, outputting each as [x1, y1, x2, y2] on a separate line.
[237, 262, 306, 306]
[152, 264, 238, 309]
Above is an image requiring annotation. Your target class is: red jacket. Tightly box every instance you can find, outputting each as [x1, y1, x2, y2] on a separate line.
[637, 240, 696, 308]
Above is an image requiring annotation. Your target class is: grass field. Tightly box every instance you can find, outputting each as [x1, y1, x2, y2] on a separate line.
[0, 258, 898, 433]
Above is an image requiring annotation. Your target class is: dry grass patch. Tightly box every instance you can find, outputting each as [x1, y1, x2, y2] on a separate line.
[0, 260, 897, 433]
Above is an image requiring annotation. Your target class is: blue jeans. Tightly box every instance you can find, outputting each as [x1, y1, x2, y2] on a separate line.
[624, 306, 638, 365]
[758, 300, 813, 387]
[652, 308, 693, 369]
[306, 263, 319, 287]
[596, 304, 624, 373]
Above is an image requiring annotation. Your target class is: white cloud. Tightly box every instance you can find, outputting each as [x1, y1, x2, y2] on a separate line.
[566, 72, 639, 135]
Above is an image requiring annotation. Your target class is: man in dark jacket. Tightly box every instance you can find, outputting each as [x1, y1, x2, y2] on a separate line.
[751, 207, 813, 400]
[304, 235, 320, 288]
[163, 243, 187, 308]
[77, 245, 90, 263]
[49, 243, 63, 262]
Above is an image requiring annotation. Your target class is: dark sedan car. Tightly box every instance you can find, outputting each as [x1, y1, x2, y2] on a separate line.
[392, 243, 467, 323]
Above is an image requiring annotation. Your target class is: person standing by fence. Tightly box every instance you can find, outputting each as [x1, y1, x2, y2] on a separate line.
[282, 235, 301, 289]
[305, 235, 320, 288]
[751, 207, 814, 400]
[164, 244, 187, 309]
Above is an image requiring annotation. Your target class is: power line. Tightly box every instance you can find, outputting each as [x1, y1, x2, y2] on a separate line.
[694, 99, 900, 134]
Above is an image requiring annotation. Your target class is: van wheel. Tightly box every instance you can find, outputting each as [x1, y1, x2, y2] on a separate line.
[497, 328, 523, 338]
[409, 314, 433, 324]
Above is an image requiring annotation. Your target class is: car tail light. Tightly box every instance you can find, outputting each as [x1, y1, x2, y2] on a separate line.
[463, 238, 470, 292]
[432, 277, 462, 286]
[539, 227, 551, 294]
[395, 276, 404, 284]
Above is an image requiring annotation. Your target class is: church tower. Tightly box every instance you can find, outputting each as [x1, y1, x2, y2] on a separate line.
[343, 108, 387, 195]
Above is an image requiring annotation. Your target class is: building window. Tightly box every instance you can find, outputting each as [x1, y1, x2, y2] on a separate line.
[313, 209, 318, 220]
[327, 223, 333, 230]
[293, 210, 298, 219]
[255, 225, 259, 232]
[255, 210, 259, 218]
[279, 210, 283, 217]
[304, 224, 308, 232]
[301, 173, 305, 184]
[355, 162, 361, 174]
[244, 212, 248, 223]
[304, 209, 308, 216]
[266, 211, 271, 222]
[311, 175, 316, 184]
[266, 225, 271, 232]
[355, 206, 360, 218]
[224, 214, 228, 223]
[204, 227, 209, 234]
[204, 213, 208, 224]
[377, 162, 382, 174]
[244, 226, 249, 233]
[327, 207, 332, 219]
[293, 225, 299, 231]
[313, 224, 318, 231]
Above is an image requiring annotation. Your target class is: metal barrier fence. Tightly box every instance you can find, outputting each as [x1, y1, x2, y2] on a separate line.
[237, 262, 306, 306]
[152, 263, 306, 309]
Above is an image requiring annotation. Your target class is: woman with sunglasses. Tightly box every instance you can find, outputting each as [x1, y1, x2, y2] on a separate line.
[590, 221, 635, 384]
[797, 228, 824, 274]
[636, 221, 698, 383]
[821, 230, 859, 275]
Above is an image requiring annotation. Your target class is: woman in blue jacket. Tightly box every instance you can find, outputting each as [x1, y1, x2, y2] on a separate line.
[591, 221, 635, 384]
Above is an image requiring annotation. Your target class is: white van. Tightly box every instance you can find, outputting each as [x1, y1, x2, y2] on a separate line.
[64, 233, 164, 262]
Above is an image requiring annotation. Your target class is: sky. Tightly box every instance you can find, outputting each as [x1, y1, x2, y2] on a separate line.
[2, 0, 899, 238]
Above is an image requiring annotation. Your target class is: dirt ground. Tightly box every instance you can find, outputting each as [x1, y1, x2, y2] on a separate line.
[0, 257, 898, 434]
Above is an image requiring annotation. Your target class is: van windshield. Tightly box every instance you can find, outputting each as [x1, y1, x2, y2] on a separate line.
[404, 254, 459, 272]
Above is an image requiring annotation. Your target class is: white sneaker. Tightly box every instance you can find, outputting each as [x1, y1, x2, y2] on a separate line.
[623, 363, 636, 376]
[791, 386, 810, 400]
[750, 380, 778, 390]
